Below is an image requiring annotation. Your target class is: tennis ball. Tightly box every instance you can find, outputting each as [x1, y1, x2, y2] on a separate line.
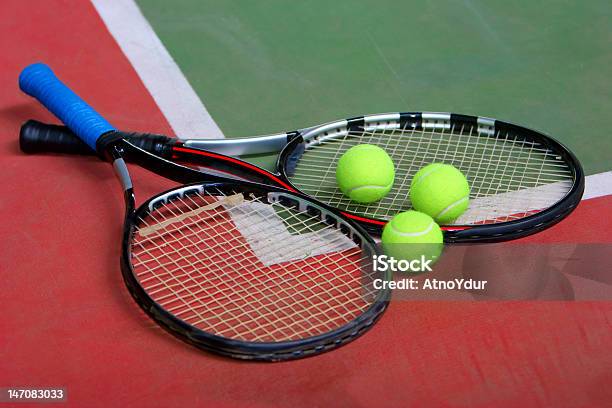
[336, 144, 394, 203]
[410, 163, 470, 224]
[381, 211, 444, 265]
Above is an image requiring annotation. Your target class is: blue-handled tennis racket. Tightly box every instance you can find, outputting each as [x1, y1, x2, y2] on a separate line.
[19, 104, 584, 241]
[19, 63, 390, 361]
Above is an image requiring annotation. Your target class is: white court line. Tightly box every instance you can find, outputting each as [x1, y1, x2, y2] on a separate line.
[455, 171, 612, 224]
[223, 200, 356, 266]
[92, 0, 225, 139]
[584, 171, 612, 200]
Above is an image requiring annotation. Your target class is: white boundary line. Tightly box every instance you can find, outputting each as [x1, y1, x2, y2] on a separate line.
[92, 0, 224, 139]
[584, 171, 612, 200]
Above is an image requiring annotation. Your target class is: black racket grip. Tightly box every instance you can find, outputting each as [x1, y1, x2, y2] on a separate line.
[20, 120, 95, 155]
[20, 120, 175, 158]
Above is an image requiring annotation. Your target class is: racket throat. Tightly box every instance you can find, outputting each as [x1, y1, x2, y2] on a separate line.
[111, 156, 136, 214]
[184, 132, 292, 156]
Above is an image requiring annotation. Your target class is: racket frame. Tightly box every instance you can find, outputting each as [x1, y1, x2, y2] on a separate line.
[275, 112, 585, 241]
[117, 139, 394, 360]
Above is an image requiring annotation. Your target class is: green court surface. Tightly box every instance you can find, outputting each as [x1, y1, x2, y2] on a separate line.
[138, 0, 611, 174]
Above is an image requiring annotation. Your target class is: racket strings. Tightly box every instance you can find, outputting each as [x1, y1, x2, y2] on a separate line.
[289, 122, 574, 224]
[138, 192, 360, 272]
[130, 190, 379, 342]
[139, 204, 366, 310]
[135, 204, 368, 342]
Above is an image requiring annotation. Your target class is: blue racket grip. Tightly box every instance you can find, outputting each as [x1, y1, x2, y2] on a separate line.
[19, 63, 115, 151]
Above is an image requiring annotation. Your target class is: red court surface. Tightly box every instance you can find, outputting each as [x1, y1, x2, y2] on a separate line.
[1, 1, 611, 407]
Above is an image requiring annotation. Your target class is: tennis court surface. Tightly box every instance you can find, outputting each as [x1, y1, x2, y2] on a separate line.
[1, 1, 611, 406]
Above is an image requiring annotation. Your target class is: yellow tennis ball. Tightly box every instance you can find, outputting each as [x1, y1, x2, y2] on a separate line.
[381, 210, 444, 265]
[336, 144, 394, 203]
[410, 163, 470, 224]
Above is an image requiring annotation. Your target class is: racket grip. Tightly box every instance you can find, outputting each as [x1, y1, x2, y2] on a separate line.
[20, 120, 94, 155]
[19, 120, 176, 158]
[19, 63, 115, 150]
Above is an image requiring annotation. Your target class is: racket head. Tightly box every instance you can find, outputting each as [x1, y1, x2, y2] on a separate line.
[276, 112, 584, 241]
[121, 180, 390, 361]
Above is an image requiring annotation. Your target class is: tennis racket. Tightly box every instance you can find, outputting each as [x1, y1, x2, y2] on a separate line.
[19, 63, 391, 361]
[20, 109, 585, 242]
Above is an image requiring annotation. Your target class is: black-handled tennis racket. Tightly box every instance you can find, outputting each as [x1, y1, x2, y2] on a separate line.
[19, 63, 391, 361]
[20, 108, 585, 242]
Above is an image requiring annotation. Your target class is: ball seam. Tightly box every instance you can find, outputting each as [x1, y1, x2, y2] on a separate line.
[389, 221, 435, 237]
[411, 164, 445, 188]
[435, 196, 469, 219]
[348, 181, 393, 194]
